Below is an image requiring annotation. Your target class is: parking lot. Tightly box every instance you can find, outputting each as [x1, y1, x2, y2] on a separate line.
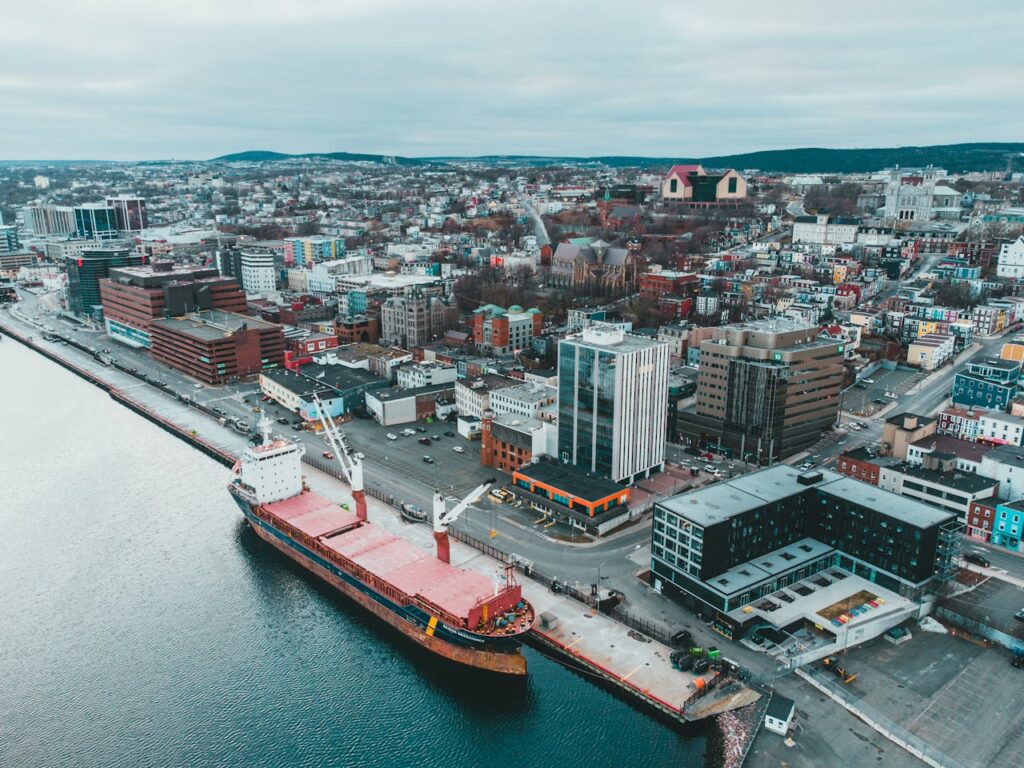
[844, 367, 928, 417]
[942, 577, 1024, 639]
[828, 631, 1024, 768]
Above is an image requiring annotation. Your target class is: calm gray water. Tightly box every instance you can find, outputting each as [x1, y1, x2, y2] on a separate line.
[0, 338, 707, 768]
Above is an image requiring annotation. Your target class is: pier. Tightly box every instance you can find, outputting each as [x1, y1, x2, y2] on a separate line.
[0, 317, 761, 727]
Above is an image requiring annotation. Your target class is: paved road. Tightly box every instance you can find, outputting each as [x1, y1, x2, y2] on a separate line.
[518, 196, 549, 246]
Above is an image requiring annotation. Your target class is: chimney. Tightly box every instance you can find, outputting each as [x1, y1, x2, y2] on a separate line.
[480, 409, 494, 467]
[903, 415, 918, 430]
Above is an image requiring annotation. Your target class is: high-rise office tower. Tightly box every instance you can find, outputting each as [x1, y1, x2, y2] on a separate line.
[239, 250, 277, 295]
[74, 204, 119, 240]
[557, 325, 670, 484]
[65, 247, 146, 318]
[0, 225, 19, 254]
[105, 196, 148, 232]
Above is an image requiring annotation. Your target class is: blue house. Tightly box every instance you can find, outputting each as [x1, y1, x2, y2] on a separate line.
[992, 500, 1024, 553]
[952, 358, 1020, 411]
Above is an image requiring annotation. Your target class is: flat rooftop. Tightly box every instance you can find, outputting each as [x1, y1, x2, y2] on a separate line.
[367, 382, 455, 402]
[514, 462, 626, 504]
[728, 464, 842, 505]
[489, 382, 555, 404]
[725, 570, 913, 634]
[561, 325, 668, 354]
[704, 538, 834, 597]
[659, 465, 839, 527]
[298, 362, 384, 392]
[336, 273, 442, 289]
[821, 476, 955, 528]
[108, 263, 221, 286]
[151, 310, 280, 341]
[910, 434, 989, 464]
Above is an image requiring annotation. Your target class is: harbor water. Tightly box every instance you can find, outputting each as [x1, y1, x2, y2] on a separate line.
[0, 338, 708, 768]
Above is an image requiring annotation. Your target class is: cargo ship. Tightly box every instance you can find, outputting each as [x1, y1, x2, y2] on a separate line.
[228, 417, 534, 675]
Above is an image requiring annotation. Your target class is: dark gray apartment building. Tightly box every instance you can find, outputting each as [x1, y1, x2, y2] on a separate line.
[678, 318, 844, 462]
[650, 465, 960, 625]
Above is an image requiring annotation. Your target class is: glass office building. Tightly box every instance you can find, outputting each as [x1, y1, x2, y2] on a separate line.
[557, 325, 669, 483]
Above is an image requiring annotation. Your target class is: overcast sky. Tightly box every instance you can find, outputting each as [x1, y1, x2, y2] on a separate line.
[1, 0, 1021, 160]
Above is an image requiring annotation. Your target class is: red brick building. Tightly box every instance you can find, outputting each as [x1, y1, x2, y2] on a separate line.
[836, 448, 882, 485]
[98, 262, 245, 348]
[659, 296, 693, 321]
[639, 270, 699, 301]
[479, 411, 544, 474]
[967, 499, 995, 542]
[150, 310, 285, 384]
[283, 332, 339, 371]
[470, 305, 543, 354]
[337, 314, 379, 344]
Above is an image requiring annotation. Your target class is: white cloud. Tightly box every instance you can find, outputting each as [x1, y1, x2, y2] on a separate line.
[0, 0, 1021, 159]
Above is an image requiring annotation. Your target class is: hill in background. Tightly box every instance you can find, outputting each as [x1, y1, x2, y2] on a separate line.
[210, 142, 1024, 173]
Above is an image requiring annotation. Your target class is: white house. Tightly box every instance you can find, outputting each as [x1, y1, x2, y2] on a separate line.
[996, 236, 1024, 280]
[395, 362, 458, 389]
[792, 213, 860, 245]
[978, 413, 1024, 446]
[764, 695, 795, 736]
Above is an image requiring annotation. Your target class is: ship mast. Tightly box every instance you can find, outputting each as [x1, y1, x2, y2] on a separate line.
[432, 479, 494, 564]
[312, 393, 367, 522]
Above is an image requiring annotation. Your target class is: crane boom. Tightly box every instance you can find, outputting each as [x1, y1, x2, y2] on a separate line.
[313, 393, 366, 521]
[432, 478, 495, 563]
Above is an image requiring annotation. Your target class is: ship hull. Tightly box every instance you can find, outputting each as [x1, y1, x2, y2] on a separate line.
[232, 493, 527, 676]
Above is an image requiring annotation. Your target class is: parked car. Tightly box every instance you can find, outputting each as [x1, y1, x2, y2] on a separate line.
[386, 433, 398, 440]
[277, 417, 289, 424]
[444, 430, 455, 437]
[963, 552, 991, 568]
[671, 629, 693, 647]
[704, 464, 715, 473]
[422, 456, 435, 464]
[416, 426, 426, 433]
[1014, 609, 1024, 623]
[452, 446, 465, 454]
[418, 437, 431, 445]
[863, 378, 875, 384]
[356, 452, 366, 460]
[322, 451, 334, 460]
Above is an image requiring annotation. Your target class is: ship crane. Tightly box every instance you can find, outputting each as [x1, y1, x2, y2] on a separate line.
[312, 393, 367, 522]
[432, 479, 495, 564]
